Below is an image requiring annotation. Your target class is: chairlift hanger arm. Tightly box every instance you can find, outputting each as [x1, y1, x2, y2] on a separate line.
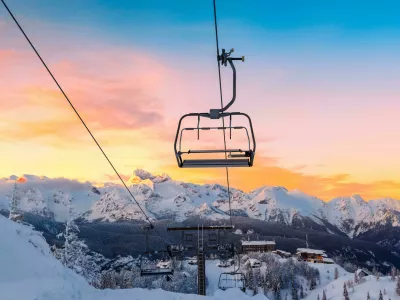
[209, 48, 244, 119]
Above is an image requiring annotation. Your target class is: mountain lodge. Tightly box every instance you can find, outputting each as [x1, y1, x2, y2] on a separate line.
[241, 240, 276, 253]
[296, 248, 327, 263]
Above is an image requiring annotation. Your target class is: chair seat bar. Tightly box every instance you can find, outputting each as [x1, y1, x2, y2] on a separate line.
[182, 159, 250, 168]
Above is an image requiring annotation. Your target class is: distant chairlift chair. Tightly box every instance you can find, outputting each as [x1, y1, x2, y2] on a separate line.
[217, 244, 246, 292]
[174, 48, 256, 168]
[218, 272, 246, 292]
[139, 225, 174, 277]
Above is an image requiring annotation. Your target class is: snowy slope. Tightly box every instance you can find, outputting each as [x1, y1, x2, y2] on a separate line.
[304, 267, 399, 300]
[326, 195, 374, 237]
[248, 186, 327, 225]
[0, 214, 265, 300]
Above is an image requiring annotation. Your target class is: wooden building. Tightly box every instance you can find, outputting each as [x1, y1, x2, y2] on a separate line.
[241, 240, 276, 253]
[273, 249, 292, 258]
[296, 248, 326, 263]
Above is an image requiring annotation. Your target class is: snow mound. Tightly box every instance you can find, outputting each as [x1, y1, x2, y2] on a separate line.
[0, 215, 266, 300]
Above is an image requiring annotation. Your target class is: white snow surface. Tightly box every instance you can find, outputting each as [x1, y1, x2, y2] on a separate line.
[242, 241, 275, 245]
[296, 248, 326, 255]
[2, 169, 400, 237]
[0, 215, 265, 300]
[304, 263, 400, 300]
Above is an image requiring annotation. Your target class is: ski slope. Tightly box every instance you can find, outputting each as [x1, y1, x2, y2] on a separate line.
[0, 215, 266, 300]
[304, 267, 399, 300]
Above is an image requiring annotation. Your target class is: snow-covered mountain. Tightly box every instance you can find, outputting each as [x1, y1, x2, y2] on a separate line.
[2, 170, 400, 239]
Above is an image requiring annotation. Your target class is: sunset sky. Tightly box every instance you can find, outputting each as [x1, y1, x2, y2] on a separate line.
[1, 0, 400, 200]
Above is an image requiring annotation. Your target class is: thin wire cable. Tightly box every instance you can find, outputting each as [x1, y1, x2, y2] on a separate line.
[1, 0, 169, 247]
[213, 0, 239, 275]
[213, 0, 233, 229]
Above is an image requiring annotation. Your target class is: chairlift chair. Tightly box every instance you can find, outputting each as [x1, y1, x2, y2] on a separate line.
[174, 48, 256, 168]
[139, 225, 174, 276]
[218, 272, 246, 292]
[140, 250, 174, 276]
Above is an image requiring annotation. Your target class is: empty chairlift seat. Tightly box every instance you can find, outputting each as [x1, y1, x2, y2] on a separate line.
[174, 113, 256, 168]
[218, 272, 246, 292]
[174, 48, 256, 169]
[140, 251, 174, 276]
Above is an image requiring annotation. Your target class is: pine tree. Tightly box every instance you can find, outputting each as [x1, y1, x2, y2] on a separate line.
[8, 180, 22, 221]
[354, 271, 359, 284]
[397, 275, 400, 296]
[343, 282, 350, 300]
[322, 290, 327, 300]
[55, 201, 100, 283]
[318, 294, 320, 300]
[367, 292, 370, 300]
[391, 266, 397, 281]
[255, 268, 262, 290]
[291, 274, 298, 300]
[275, 283, 282, 300]
[247, 269, 255, 292]
[335, 267, 339, 280]
[379, 290, 383, 300]
[300, 285, 305, 299]
[310, 277, 317, 290]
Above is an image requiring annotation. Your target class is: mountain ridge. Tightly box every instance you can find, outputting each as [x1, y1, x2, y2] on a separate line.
[1, 169, 400, 240]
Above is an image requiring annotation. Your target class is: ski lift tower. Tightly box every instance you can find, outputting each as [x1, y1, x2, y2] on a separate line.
[167, 225, 234, 296]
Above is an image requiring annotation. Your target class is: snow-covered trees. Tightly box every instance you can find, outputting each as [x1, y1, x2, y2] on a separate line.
[53, 200, 101, 284]
[8, 181, 22, 221]
[391, 266, 397, 281]
[354, 271, 359, 284]
[396, 276, 400, 296]
[241, 253, 319, 297]
[322, 289, 327, 300]
[379, 290, 383, 300]
[275, 283, 282, 300]
[343, 282, 350, 300]
[291, 272, 299, 300]
[335, 267, 339, 280]
[247, 268, 255, 292]
[300, 284, 305, 299]
[310, 277, 317, 290]
[254, 268, 262, 293]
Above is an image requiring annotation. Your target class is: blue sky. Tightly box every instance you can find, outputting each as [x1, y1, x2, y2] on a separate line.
[7, 0, 400, 44]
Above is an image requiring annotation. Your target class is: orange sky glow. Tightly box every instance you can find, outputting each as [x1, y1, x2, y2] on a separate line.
[1, 16, 400, 201]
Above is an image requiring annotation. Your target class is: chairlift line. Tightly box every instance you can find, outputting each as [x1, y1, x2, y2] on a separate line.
[0, 0, 169, 247]
[3, 0, 256, 290]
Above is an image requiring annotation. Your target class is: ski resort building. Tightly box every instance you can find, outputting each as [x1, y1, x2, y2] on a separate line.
[273, 249, 292, 258]
[241, 240, 276, 253]
[296, 248, 327, 263]
[356, 269, 371, 278]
